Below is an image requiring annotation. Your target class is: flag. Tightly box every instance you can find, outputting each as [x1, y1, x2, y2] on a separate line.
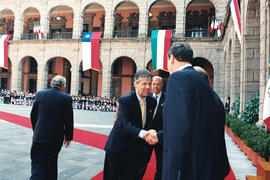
[151, 30, 172, 71]
[0, 35, 11, 69]
[214, 18, 219, 30]
[82, 32, 102, 71]
[230, 0, 241, 43]
[217, 18, 222, 37]
[38, 25, 44, 40]
[210, 18, 214, 33]
[263, 60, 270, 130]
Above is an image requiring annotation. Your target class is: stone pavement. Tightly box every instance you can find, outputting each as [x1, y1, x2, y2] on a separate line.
[0, 103, 257, 180]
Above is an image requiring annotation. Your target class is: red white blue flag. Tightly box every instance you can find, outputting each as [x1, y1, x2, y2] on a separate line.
[0, 35, 11, 69]
[229, 0, 241, 43]
[82, 32, 102, 71]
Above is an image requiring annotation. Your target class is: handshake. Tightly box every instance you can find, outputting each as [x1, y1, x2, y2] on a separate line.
[143, 129, 158, 145]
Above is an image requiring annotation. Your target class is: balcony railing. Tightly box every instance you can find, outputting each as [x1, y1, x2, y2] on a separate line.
[21, 34, 39, 40]
[185, 29, 217, 39]
[113, 30, 138, 38]
[47, 32, 72, 40]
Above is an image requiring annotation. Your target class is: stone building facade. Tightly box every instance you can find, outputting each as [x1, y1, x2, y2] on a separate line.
[0, 0, 268, 124]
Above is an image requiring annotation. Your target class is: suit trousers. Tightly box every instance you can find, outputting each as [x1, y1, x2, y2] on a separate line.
[30, 142, 62, 180]
[103, 152, 143, 180]
[138, 144, 163, 180]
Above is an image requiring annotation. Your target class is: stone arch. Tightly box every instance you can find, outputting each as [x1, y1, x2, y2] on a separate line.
[148, 0, 176, 36]
[0, 9, 15, 35]
[47, 5, 74, 39]
[193, 57, 214, 88]
[185, 0, 215, 38]
[0, 58, 12, 90]
[113, 1, 140, 38]
[79, 60, 103, 96]
[45, 57, 72, 94]
[111, 56, 137, 97]
[19, 56, 38, 93]
[82, 3, 105, 34]
[22, 7, 41, 40]
[185, 0, 216, 11]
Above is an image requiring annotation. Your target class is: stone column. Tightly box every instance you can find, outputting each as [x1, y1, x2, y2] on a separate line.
[138, 1, 147, 38]
[230, 35, 241, 104]
[72, 4, 83, 39]
[39, 1, 49, 39]
[70, 63, 80, 95]
[13, 10, 23, 40]
[174, 1, 185, 37]
[36, 62, 47, 91]
[225, 47, 231, 100]
[103, 1, 113, 39]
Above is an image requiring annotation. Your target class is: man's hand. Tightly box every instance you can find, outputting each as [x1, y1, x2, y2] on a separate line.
[64, 139, 71, 148]
[144, 129, 158, 145]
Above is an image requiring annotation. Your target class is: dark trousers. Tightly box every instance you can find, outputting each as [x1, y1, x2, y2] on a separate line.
[103, 153, 142, 180]
[30, 142, 62, 180]
[138, 145, 163, 180]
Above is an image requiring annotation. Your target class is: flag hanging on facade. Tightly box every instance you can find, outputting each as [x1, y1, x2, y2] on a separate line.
[210, 18, 214, 33]
[0, 35, 11, 69]
[151, 30, 173, 71]
[229, 0, 241, 43]
[82, 32, 102, 71]
[217, 18, 222, 37]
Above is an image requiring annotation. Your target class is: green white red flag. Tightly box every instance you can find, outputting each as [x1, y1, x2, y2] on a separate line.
[151, 30, 172, 71]
[0, 35, 11, 69]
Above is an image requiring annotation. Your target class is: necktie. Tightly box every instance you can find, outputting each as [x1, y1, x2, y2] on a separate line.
[140, 99, 145, 128]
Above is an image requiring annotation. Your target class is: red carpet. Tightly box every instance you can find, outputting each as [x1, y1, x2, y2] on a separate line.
[0, 111, 236, 180]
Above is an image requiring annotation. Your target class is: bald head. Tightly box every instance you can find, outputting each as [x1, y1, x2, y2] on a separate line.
[194, 66, 210, 84]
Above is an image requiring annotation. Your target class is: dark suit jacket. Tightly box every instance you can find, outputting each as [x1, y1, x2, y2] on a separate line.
[30, 87, 74, 145]
[162, 66, 230, 180]
[104, 91, 156, 156]
[150, 92, 165, 144]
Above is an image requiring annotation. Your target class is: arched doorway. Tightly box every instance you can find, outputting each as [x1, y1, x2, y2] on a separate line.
[0, 59, 12, 90]
[113, 1, 139, 38]
[22, 7, 40, 40]
[192, 57, 214, 88]
[46, 57, 71, 93]
[82, 3, 105, 35]
[148, 1, 176, 37]
[0, 9, 15, 36]
[111, 57, 136, 97]
[21, 56, 38, 93]
[146, 60, 170, 91]
[48, 6, 74, 39]
[185, 0, 215, 38]
[80, 61, 102, 96]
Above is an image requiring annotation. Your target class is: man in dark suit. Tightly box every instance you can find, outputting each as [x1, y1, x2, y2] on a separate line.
[162, 43, 230, 180]
[30, 75, 74, 180]
[138, 76, 165, 180]
[193, 66, 231, 179]
[103, 69, 157, 180]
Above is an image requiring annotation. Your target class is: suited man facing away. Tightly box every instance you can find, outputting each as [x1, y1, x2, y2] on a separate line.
[139, 76, 165, 180]
[163, 43, 230, 180]
[103, 69, 157, 180]
[30, 75, 74, 180]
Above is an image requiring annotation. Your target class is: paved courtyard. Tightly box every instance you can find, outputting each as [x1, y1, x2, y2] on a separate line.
[0, 103, 256, 180]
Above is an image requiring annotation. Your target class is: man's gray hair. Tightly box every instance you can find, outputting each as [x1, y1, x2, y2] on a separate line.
[193, 66, 210, 83]
[134, 69, 152, 83]
[153, 76, 163, 84]
[50, 75, 66, 88]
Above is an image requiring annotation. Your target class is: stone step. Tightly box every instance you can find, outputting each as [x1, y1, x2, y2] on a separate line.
[246, 175, 263, 180]
[257, 162, 270, 180]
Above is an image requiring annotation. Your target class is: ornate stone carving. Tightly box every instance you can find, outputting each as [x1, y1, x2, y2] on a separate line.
[0, 18, 14, 34]
[128, 13, 139, 30]
[157, 11, 176, 29]
[114, 13, 123, 31]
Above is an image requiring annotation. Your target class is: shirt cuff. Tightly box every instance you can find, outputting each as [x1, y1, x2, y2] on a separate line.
[139, 130, 146, 139]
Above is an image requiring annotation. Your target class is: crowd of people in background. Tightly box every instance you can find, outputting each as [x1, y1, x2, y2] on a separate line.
[0, 89, 118, 112]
